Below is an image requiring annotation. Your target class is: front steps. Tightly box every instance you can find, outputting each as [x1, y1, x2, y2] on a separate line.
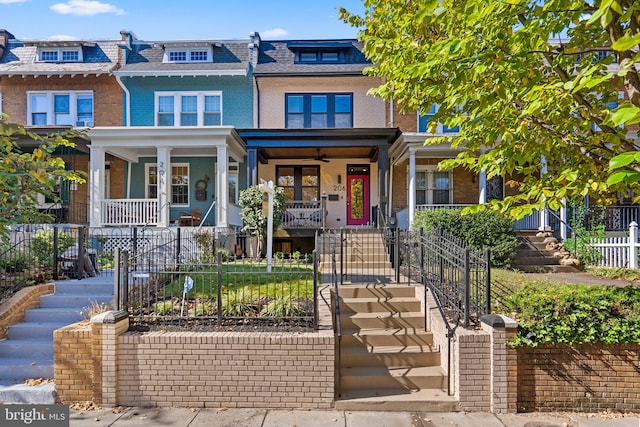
[334, 283, 458, 411]
[515, 231, 581, 273]
[0, 279, 113, 386]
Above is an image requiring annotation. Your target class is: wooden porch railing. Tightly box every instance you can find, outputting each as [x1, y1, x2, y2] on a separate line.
[101, 199, 158, 226]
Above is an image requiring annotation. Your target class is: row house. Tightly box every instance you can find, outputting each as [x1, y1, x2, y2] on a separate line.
[0, 29, 123, 224]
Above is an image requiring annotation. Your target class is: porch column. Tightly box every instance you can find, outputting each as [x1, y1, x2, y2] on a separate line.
[478, 170, 487, 204]
[377, 147, 389, 224]
[89, 146, 105, 228]
[247, 148, 258, 187]
[560, 199, 567, 240]
[216, 146, 228, 229]
[408, 148, 416, 227]
[156, 147, 171, 227]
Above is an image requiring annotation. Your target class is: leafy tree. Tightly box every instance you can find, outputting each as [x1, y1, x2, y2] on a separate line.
[239, 184, 286, 256]
[0, 117, 85, 241]
[341, 0, 640, 218]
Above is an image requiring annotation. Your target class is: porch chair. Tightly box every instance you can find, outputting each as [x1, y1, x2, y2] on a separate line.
[190, 209, 203, 226]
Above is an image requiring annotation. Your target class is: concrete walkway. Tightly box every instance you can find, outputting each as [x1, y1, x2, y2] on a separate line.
[526, 271, 639, 287]
[68, 407, 640, 427]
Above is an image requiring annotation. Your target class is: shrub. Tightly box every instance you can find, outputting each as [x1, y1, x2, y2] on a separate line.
[497, 283, 640, 347]
[260, 297, 305, 317]
[221, 287, 256, 317]
[151, 300, 178, 316]
[412, 209, 518, 268]
[29, 230, 75, 266]
[0, 255, 29, 273]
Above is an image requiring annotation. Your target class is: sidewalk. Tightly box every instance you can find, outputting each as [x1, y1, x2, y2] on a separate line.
[69, 407, 640, 427]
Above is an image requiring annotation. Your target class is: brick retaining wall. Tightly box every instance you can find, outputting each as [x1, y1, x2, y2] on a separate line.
[0, 284, 54, 339]
[517, 343, 640, 413]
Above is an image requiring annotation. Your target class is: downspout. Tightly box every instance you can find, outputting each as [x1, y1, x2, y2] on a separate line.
[255, 76, 261, 127]
[389, 99, 394, 127]
[115, 74, 130, 127]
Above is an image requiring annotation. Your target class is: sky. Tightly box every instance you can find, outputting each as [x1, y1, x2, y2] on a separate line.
[0, 0, 366, 41]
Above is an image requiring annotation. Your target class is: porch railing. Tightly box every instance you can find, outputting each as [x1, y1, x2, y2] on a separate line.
[101, 199, 158, 227]
[281, 200, 324, 229]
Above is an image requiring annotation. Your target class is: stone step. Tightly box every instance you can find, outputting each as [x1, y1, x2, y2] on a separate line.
[54, 282, 113, 295]
[340, 365, 448, 391]
[515, 256, 562, 266]
[515, 249, 558, 257]
[337, 284, 417, 299]
[39, 294, 112, 309]
[7, 322, 69, 340]
[335, 388, 458, 412]
[0, 339, 54, 359]
[24, 308, 85, 323]
[341, 328, 434, 347]
[339, 297, 422, 314]
[339, 312, 425, 330]
[340, 345, 441, 368]
[0, 358, 53, 383]
[517, 265, 582, 273]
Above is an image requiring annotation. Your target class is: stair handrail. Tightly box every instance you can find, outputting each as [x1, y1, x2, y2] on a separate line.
[405, 229, 459, 396]
[330, 243, 342, 397]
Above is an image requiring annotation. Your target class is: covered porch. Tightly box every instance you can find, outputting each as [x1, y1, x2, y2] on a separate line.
[87, 127, 246, 229]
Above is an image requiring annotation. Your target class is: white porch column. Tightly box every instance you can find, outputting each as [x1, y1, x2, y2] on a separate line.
[539, 156, 550, 231]
[478, 170, 487, 204]
[156, 147, 171, 227]
[560, 199, 567, 241]
[408, 148, 416, 227]
[216, 146, 228, 229]
[89, 146, 105, 228]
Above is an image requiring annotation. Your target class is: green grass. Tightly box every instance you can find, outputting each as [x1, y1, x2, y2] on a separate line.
[587, 267, 640, 282]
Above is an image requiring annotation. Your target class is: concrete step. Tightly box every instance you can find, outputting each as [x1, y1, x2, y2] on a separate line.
[337, 284, 417, 299]
[515, 249, 558, 257]
[340, 365, 448, 391]
[341, 328, 434, 347]
[7, 322, 69, 340]
[339, 297, 422, 314]
[54, 282, 113, 295]
[24, 308, 85, 323]
[339, 312, 425, 330]
[340, 345, 441, 368]
[0, 382, 56, 404]
[0, 339, 54, 359]
[515, 256, 562, 266]
[335, 388, 458, 412]
[0, 358, 53, 383]
[39, 294, 112, 309]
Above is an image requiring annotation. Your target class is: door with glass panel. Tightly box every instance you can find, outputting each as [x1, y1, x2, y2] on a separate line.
[347, 166, 370, 226]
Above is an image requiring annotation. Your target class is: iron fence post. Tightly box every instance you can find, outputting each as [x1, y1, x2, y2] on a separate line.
[340, 229, 344, 287]
[122, 250, 129, 311]
[464, 248, 470, 328]
[114, 247, 121, 310]
[394, 228, 400, 283]
[176, 227, 181, 269]
[53, 226, 59, 281]
[217, 250, 222, 327]
[485, 248, 491, 315]
[132, 227, 138, 271]
[438, 228, 444, 283]
[76, 227, 85, 280]
[420, 228, 425, 285]
[313, 249, 318, 330]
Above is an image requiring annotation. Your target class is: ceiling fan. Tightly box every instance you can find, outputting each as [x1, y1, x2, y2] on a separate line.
[312, 148, 329, 163]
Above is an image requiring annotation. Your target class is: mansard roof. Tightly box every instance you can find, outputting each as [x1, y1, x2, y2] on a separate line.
[254, 39, 370, 76]
[116, 37, 251, 77]
[0, 38, 119, 76]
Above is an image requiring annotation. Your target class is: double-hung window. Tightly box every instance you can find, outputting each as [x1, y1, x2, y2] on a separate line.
[28, 91, 94, 126]
[277, 166, 320, 202]
[418, 104, 459, 134]
[146, 163, 190, 206]
[414, 166, 452, 205]
[155, 92, 222, 126]
[37, 47, 82, 63]
[285, 93, 353, 129]
[164, 48, 211, 63]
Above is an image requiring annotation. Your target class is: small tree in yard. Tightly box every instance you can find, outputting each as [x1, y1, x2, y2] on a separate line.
[239, 184, 286, 257]
[0, 117, 85, 242]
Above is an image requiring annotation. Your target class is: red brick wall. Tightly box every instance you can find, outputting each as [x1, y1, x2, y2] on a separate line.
[518, 343, 640, 413]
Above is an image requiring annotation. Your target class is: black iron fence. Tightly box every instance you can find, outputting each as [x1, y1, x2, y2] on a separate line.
[113, 230, 318, 329]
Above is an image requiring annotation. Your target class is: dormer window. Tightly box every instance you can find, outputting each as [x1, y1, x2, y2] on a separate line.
[287, 41, 351, 64]
[164, 47, 212, 63]
[37, 47, 83, 63]
[295, 50, 343, 63]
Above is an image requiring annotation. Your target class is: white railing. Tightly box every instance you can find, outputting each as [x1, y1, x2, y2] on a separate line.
[586, 222, 639, 269]
[416, 204, 472, 211]
[281, 200, 323, 228]
[101, 199, 158, 226]
[604, 205, 640, 231]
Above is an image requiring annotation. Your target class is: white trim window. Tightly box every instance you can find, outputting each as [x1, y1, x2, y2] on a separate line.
[418, 104, 459, 134]
[27, 91, 94, 126]
[155, 91, 222, 126]
[146, 163, 190, 206]
[414, 166, 453, 205]
[37, 47, 83, 63]
[163, 47, 212, 63]
[228, 161, 239, 204]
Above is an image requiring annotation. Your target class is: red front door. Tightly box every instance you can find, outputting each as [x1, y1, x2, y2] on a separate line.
[347, 174, 369, 226]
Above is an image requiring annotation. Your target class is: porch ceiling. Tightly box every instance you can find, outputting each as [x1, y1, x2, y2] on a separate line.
[262, 146, 374, 160]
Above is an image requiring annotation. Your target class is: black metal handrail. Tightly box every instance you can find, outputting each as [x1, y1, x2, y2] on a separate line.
[330, 244, 342, 396]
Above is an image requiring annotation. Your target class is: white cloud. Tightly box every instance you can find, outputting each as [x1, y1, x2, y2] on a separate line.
[48, 34, 79, 41]
[0, 0, 29, 4]
[261, 28, 288, 38]
[50, 0, 125, 16]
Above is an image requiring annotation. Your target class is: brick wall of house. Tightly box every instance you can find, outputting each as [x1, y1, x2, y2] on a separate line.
[390, 100, 418, 132]
[0, 75, 122, 125]
[257, 76, 385, 128]
[0, 284, 53, 339]
[54, 323, 94, 403]
[116, 330, 334, 408]
[517, 343, 640, 413]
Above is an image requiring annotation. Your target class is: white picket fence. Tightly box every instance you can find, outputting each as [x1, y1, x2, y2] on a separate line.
[586, 222, 639, 269]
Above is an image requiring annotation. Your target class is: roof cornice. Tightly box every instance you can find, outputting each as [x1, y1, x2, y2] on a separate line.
[114, 68, 248, 77]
